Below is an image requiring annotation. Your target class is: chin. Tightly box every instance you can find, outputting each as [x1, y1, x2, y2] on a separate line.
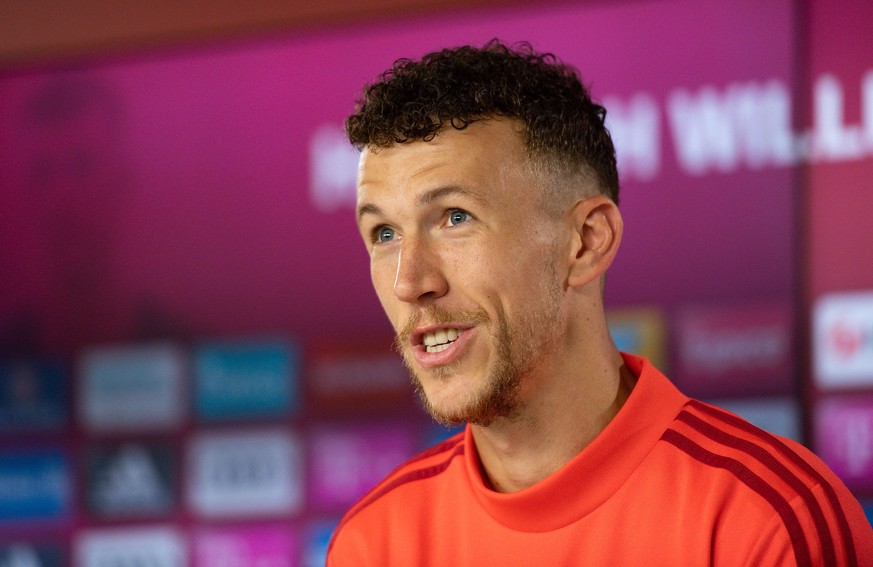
[417, 383, 476, 426]
[421, 382, 504, 427]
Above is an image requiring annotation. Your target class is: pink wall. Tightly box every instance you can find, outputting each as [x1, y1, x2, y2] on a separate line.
[1, 0, 800, 356]
[2, 0, 873, 561]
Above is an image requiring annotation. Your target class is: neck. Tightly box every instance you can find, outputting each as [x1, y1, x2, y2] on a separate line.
[470, 323, 635, 493]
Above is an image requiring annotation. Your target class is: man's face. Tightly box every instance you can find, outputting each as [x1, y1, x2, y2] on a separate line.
[356, 119, 570, 426]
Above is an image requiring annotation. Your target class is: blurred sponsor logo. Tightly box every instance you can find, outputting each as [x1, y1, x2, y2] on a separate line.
[74, 526, 186, 567]
[0, 359, 66, 433]
[195, 338, 299, 421]
[0, 543, 63, 567]
[301, 521, 337, 567]
[423, 423, 465, 449]
[308, 424, 416, 510]
[814, 291, 873, 389]
[675, 301, 793, 397]
[78, 342, 185, 432]
[814, 396, 873, 491]
[306, 342, 411, 415]
[0, 448, 70, 522]
[308, 124, 359, 213]
[86, 443, 174, 518]
[606, 307, 667, 371]
[188, 429, 303, 518]
[193, 525, 297, 567]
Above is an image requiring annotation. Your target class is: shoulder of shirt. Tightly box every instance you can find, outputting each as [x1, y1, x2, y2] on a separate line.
[329, 431, 466, 544]
[662, 398, 830, 487]
[662, 398, 867, 566]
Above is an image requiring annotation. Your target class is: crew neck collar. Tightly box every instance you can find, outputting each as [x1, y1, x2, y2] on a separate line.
[463, 353, 688, 532]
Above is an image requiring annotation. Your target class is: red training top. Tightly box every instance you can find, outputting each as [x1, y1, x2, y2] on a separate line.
[327, 354, 873, 566]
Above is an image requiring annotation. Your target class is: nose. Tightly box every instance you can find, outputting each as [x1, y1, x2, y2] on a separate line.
[393, 237, 449, 304]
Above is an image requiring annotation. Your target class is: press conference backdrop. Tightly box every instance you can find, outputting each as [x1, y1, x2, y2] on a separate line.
[1, 0, 872, 565]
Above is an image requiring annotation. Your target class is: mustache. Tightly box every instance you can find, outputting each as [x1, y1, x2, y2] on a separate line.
[394, 305, 490, 352]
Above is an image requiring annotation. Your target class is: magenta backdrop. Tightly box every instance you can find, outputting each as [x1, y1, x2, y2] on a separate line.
[807, 0, 873, 297]
[0, 0, 798, 355]
[6, 0, 873, 559]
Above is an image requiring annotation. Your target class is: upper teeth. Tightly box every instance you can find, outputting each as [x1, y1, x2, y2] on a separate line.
[423, 328, 461, 353]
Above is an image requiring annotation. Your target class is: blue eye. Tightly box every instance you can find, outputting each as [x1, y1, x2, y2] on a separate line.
[376, 226, 396, 243]
[448, 210, 470, 226]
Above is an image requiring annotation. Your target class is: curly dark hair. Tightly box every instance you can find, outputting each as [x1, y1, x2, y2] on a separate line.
[345, 40, 619, 204]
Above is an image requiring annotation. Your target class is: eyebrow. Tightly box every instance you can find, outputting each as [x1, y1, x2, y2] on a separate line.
[417, 185, 487, 207]
[356, 202, 384, 226]
[356, 185, 488, 226]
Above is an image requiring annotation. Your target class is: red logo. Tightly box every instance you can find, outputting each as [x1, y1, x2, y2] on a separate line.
[830, 321, 863, 358]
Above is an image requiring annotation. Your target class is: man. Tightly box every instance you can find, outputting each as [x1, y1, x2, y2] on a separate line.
[327, 41, 873, 566]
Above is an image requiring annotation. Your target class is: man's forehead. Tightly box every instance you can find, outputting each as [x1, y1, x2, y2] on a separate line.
[355, 141, 457, 217]
[357, 138, 456, 202]
[358, 119, 524, 172]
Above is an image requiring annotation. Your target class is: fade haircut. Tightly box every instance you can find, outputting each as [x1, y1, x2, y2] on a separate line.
[345, 39, 619, 205]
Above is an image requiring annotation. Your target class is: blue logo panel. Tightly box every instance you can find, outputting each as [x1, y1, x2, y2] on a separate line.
[610, 325, 643, 355]
[302, 520, 339, 567]
[0, 543, 64, 567]
[0, 359, 67, 432]
[195, 338, 299, 421]
[424, 423, 465, 448]
[0, 448, 71, 522]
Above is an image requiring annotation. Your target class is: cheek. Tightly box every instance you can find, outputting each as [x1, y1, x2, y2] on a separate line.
[492, 243, 560, 302]
[370, 258, 400, 311]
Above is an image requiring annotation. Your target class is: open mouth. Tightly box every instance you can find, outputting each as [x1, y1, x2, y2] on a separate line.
[422, 328, 462, 353]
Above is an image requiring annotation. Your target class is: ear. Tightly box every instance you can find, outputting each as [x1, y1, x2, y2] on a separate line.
[566, 195, 623, 288]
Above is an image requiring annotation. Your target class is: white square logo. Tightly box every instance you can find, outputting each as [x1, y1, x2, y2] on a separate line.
[78, 343, 186, 432]
[814, 291, 873, 389]
[187, 429, 303, 518]
[75, 526, 186, 567]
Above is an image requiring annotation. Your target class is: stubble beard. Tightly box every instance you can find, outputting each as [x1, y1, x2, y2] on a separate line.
[394, 269, 564, 428]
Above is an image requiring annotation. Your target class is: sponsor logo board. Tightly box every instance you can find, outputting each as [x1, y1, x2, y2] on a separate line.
[814, 291, 873, 389]
[78, 342, 185, 432]
[423, 423, 465, 449]
[306, 341, 412, 414]
[674, 301, 794, 397]
[301, 521, 337, 567]
[193, 525, 297, 567]
[188, 429, 303, 518]
[607, 308, 667, 371]
[814, 396, 873, 491]
[74, 526, 186, 567]
[0, 359, 66, 433]
[308, 423, 417, 510]
[0, 543, 63, 567]
[0, 448, 70, 522]
[86, 442, 175, 518]
[308, 124, 360, 213]
[195, 338, 299, 421]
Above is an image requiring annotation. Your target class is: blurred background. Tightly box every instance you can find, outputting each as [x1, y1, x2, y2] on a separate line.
[1, 0, 872, 564]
